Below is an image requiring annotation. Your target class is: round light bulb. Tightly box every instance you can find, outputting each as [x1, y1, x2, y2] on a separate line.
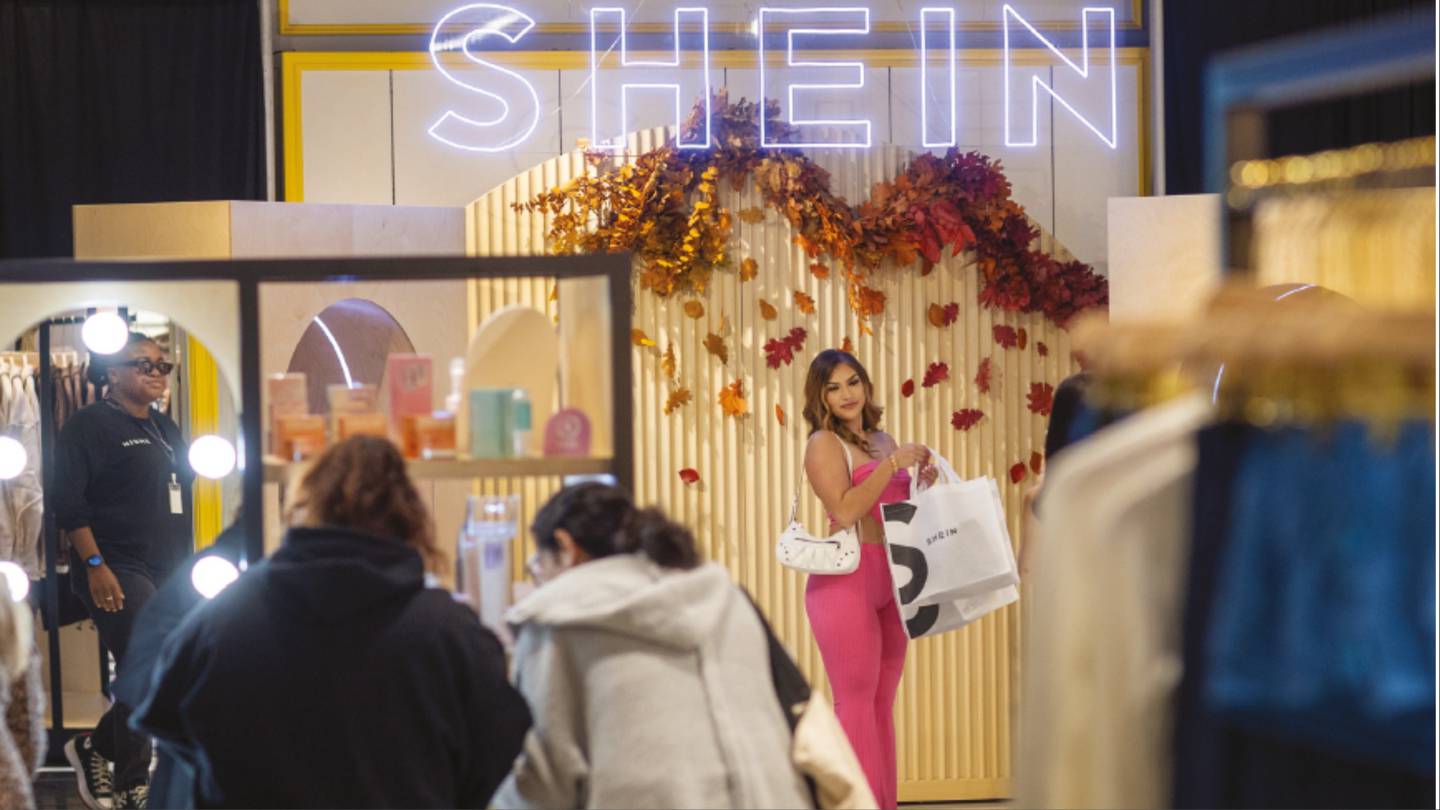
[81, 312, 129, 355]
[0, 437, 25, 481]
[188, 435, 237, 479]
[191, 556, 240, 599]
[0, 561, 28, 602]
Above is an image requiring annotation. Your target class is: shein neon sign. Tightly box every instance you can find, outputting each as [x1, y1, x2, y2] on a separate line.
[430, 3, 1118, 152]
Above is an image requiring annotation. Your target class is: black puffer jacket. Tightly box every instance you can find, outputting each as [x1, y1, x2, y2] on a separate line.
[133, 526, 530, 809]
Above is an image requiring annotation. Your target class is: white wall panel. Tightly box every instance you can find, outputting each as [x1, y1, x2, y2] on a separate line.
[1052, 63, 1142, 275]
[392, 68, 564, 206]
[300, 71, 393, 204]
[725, 66, 893, 147]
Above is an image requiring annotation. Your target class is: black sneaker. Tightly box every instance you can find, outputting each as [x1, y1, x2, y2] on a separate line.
[114, 784, 148, 810]
[63, 732, 114, 810]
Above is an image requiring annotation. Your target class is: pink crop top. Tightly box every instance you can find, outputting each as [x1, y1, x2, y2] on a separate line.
[823, 433, 911, 526]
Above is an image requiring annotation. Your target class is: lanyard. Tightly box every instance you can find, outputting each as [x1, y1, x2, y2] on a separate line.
[105, 398, 176, 464]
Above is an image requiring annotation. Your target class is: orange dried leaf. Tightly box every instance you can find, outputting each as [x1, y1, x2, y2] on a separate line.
[683, 300, 706, 319]
[703, 332, 728, 364]
[740, 257, 759, 282]
[738, 207, 766, 224]
[631, 328, 656, 348]
[663, 387, 692, 415]
[758, 299, 778, 321]
[775, 404, 786, 426]
[661, 344, 677, 379]
[840, 336, 855, 353]
[719, 378, 748, 417]
[548, 284, 558, 302]
[927, 303, 946, 327]
[810, 262, 830, 279]
[794, 290, 816, 315]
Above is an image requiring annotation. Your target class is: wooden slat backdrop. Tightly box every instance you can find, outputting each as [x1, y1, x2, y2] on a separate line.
[466, 132, 1080, 802]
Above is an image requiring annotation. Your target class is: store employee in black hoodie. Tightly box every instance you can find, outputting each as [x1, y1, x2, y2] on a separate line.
[133, 436, 531, 809]
[54, 332, 193, 810]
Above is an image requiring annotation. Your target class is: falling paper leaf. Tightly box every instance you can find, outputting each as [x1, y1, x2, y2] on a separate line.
[679, 468, 701, 485]
[942, 302, 959, 324]
[1029, 451, 1044, 475]
[922, 361, 950, 388]
[661, 344, 677, 379]
[794, 290, 816, 315]
[901, 379, 915, 398]
[738, 207, 766, 224]
[775, 405, 786, 426]
[764, 327, 808, 368]
[548, 284, 558, 302]
[758, 299, 778, 321]
[974, 357, 994, 394]
[740, 257, 759, 282]
[663, 387, 692, 415]
[992, 325, 1018, 349]
[810, 263, 830, 279]
[1027, 382, 1055, 416]
[951, 409, 985, 431]
[928, 302, 960, 327]
[719, 378, 748, 417]
[1037, 341, 1049, 357]
[1017, 327, 1028, 350]
[1009, 462, 1028, 484]
[840, 336, 855, 353]
[631, 328, 656, 348]
[683, 300, 705, 319]
[703, 332, 728, 364]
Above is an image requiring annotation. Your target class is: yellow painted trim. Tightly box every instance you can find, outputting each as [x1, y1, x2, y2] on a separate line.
[1137, 47, 1152, 196]
[187, 335, 223, 549]
[279, 0, 1143, 35]
[281, 52, 306, 202]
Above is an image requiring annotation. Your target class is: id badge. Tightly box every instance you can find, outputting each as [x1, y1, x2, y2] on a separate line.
[169, 474, 183, 515]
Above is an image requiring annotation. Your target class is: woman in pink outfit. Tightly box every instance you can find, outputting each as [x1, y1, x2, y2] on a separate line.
[801, 349, 934, 809]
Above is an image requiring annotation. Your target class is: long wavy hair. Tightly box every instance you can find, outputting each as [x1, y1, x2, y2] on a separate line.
[287, 436, 443, 572]
[802, 349, 884, 456]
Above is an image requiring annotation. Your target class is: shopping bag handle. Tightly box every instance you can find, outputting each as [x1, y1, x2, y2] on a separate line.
[910, 446, 963, 499]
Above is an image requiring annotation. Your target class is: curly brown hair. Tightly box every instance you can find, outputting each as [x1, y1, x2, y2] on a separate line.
[802, 349, 884, 456]
[287, 436, 443, 572]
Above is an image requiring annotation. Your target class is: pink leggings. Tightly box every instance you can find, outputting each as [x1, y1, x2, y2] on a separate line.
[805, 544, 907, 809]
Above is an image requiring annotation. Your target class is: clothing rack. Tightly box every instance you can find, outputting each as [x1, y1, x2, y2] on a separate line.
[36, 310, 129, 760]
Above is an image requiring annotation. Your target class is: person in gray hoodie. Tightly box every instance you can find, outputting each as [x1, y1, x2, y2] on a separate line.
[493, 483, 814, 810]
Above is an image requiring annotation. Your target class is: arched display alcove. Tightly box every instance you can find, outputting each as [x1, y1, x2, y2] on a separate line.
[285, 299, 416, 415]
[463, 130, 1088, 801]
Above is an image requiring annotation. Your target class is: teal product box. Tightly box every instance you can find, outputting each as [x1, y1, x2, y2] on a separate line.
[469, 388, 513, 458]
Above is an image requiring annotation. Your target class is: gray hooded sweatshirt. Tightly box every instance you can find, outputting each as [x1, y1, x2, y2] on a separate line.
[493, 554, 813, 810]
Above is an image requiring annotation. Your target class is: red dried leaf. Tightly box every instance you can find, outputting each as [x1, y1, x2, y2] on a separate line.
[810, 263, 830, 279]
[1016, 327, 1028, 350]
[951, 409, 984, 431]
[974, 357, 993, 394]
[1029, 451, 1044, 475]
[1027, 382, 1055, 416]
[992, 324, 1019, 349]
[840, 336, 855, 353]
[1009, 462, 1028, 484]
[763, 326, 808, 368]
[941, 302, 959, 325]
[1037, 341, 1049, 357]
[901, 379, 915, 398]
[679, 467, 701, 485]
[921, 361, 950, 388]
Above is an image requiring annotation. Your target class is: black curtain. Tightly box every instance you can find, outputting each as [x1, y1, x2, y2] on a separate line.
[0, 0, 264, 258]
[1163, 0, 1435, 194]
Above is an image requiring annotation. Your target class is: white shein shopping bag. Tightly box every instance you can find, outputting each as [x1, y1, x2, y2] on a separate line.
[885, 452, 1019, 607]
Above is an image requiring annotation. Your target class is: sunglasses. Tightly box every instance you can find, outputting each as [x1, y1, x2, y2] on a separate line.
[117, 359, 175, 376]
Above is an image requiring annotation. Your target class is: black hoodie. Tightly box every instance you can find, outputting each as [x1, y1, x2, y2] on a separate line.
[132, 526, 531, 809]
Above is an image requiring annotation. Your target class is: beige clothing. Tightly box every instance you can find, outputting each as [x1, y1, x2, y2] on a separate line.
[494, 555, 813, 810]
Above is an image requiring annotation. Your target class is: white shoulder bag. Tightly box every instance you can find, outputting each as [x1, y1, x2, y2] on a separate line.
[776, 434, 862, 575]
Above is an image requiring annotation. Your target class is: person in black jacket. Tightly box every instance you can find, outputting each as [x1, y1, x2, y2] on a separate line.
[132, 436, 531, 809]
[54, 332, 194, 810]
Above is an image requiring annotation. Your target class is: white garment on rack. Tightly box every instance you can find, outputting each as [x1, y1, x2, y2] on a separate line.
[1018, 395, 1211, 810]
[0, 370, 43, 579]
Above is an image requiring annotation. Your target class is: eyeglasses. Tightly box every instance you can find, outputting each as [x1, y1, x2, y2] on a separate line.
[117, 359, 174, 376]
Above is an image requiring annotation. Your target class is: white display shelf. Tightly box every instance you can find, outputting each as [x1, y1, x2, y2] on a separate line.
[262, 455, 613, 483]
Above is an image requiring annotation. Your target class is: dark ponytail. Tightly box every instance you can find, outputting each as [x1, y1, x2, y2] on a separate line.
[532, 483, 700, 570]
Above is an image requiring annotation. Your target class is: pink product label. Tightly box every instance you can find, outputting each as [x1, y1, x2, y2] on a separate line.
[386, 355, 433, 417]
[543, 408, 591, 457]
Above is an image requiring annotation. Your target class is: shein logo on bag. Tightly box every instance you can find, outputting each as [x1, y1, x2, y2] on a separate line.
[923, 527, 959, 547]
